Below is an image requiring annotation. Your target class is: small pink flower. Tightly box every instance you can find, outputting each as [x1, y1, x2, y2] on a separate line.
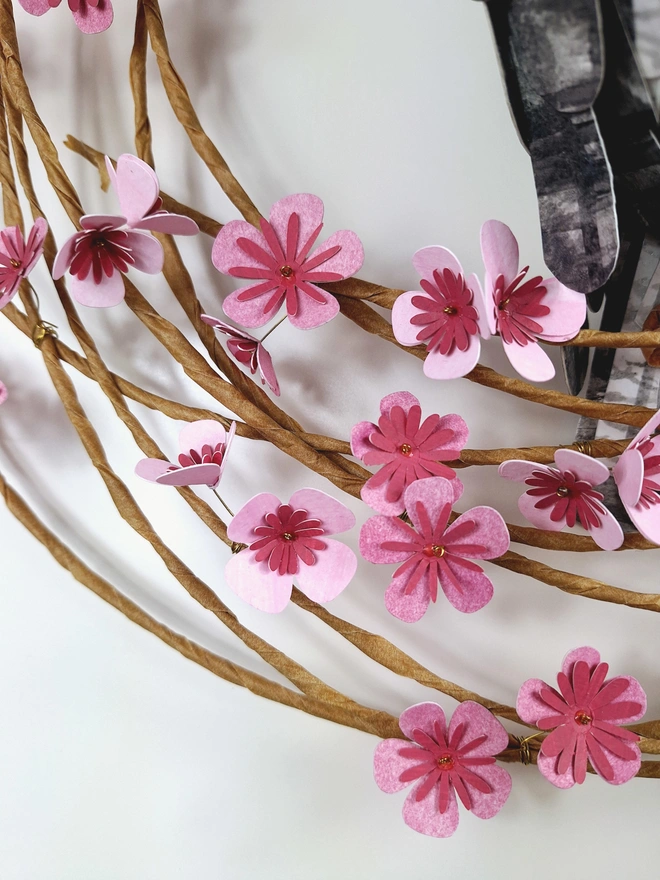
[135, 420, 235, 489]
[201, 314, 280, 396]
[360, 477, 509, 621]
[351, 391, 468, 515]
[18, 0, 113, 34]
[613, 408, 660, 544]
[517, 647, 646, 788]
[374, 701, 512, 838]
[225, 488, 357, 613]
[480, 220, 586, 382]
[212, 193, 364, 330]
[499, 449, 623, 550]
[0, 218, 47, 309]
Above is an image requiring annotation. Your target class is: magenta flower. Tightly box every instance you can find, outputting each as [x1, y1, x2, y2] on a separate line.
[499, 449, 623, 550]
[392, 247, 489, 380]
[480, 220, 586, 382]
[135, 420, 235, 489]
[225, 488, 357, 613]
[613, 408, 660, 545]
[201, 314, 280, 396]
[0, 218, 47, 309]
[351, 391, 468, 516]
[18, 0, 113, 34]
[212, 193, 364, 330]
[374, 701, 512, 838]
[517, 647, 646, 788]
[360, 477, 509, 621]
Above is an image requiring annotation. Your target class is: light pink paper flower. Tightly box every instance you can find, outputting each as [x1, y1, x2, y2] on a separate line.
[212, 193, 364, 330]
[135, 420, 235, 488]
[225, 488, 357, 612]
[201, 313, 280, 396]
[480, 220, 586, 382]
[0, 218, 47, 309]
[18, 0, 113, 34]
[392, 247, 489, 380]
[613, 409, 660, 545]
[374, 701, 512, 838]
[499, 449, 623, 550]
[351, 391, 468, 516]
[0, 381, 7, 405]
[517, 647, 646, 788]
[360, 477, 509, 621]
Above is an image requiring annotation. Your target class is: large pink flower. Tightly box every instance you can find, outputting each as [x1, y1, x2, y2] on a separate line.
[374, 701, 511, 838]
[517, 647, 646, 788]
[360, 477, 509, 621]
[499, 449, 623, 550]
[613, 408, 660, 545]
[0, 218, 47, 309]
[201, 314, 280, 396]
[480, 220, 586, 382]
[18, 0, 113, 34]
[135, 420, 235, 489]
[350, 391, 468, 515]
[225, 488, 357, 612]
[212, 194, 364, 330]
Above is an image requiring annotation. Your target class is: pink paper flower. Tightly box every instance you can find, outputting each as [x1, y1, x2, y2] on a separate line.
[480, 220, 586, 382]
[350, 391, 468, 515]
[135, 420, 235, 488]
[499, 449, 623, 550]
[212, 193, 364, 330]
[0, 218, 47, 309]
[374, 701, 512, 838]
[613, 408, 660, 545]
[201, 314, 280, 396]
[18, 0, 113, 34]
[360, 477, 509, 621]
[225, 488, 357, 612]
[392, 247, 489, 380]
[517, 647, 646, 788]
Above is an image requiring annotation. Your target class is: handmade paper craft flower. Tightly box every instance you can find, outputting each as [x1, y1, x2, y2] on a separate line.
[613, 408, 660, 544]
[18, 0, 114, 34]
[517, 646, 646, 788]
[499, 449, 623, 550]
[360, 477, 509, 621]
[392, 247, 489, 380]
[374, 701, 511, 838]
[0, 218, 47, 309]
[212, 193, 364, 330]
[201, 314, 280, 396]
[135, 420, 235, 488]
[351, 391, 468, 515]
[480, 220, 586, 382]
[225, 488, 357, 612]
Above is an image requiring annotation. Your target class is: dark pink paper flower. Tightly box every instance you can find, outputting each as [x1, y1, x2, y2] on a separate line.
[225, 488, 357, 612]
[613, 408, 660, 545]
[360, 477, 509, 621]
[0, 218, 47, 309]
[499, 449, 623, 550]
[135, 420, 235, 489]
[351, 391, 468, 515]
[18, 0, 113, 34]
[374, 701, 511, 838]
[517, 647, 646, 788]
[201, 314, 280, 396]
[212, 193, 364, 330]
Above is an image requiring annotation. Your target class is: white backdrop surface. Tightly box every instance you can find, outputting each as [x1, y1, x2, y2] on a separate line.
[1, 1, 659, 878]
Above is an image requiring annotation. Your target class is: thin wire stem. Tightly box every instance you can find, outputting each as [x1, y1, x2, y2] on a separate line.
[211, 486, 234, 518]
[259, 314, 287, 342]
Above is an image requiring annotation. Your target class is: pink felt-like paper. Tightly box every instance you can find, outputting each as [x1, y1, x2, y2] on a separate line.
[614, 449, 645, 509]
[70, 271, 125, 308]
[288, 488, 356, 535]
[178, 420, 227, 456]
[19, 0, 113, 33]
[480, 219, 519, 293]
[502, 338, 555, 383]
[554, 449, 610, 486]
[226, 493, 281, 544]
[224, 550, 293, 613]
[200, 314, 281, 396]
[384, 570, 433, 622]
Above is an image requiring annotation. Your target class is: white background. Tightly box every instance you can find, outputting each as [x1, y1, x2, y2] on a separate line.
[1, 1, 659, 877]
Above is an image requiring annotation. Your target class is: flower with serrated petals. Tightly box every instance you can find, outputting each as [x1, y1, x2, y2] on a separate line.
[135, 420, 235, 489]
[0, 218, 47, 309]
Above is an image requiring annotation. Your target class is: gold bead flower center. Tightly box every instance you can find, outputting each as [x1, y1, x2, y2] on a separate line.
[399, 443, 413, 456]
[556, 486, 570, 497]
[574, 710, 592, 726]
[423, 544, 445, 558]
[280, 265, 294, 278]
[282, 532, 296, 541]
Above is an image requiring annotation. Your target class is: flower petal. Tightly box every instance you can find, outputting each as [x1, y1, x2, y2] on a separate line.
[480, 220, 519, 291]
[110, 154, 159, 226]
[374, 738, 423, 793]
[155, 463, 221, 487]
[445, 506, 509, 559]
[212, 220, 271, 274]
[69, 269, 125, 307]
[135, 458, 173, 483]
[124, 230, 164, 274]
[411, 246, 463, 285]
[392, 290, 424, 346]
[465, 764, 512, 819]
[535, 279, 587, 341]
[350, 420, 378, 459]
[449, 701, 510, 756]
[399, 702, 447, 742]
[226, 492, 282, 544]
[71, 0, 113, 33]
[385, 569, 432, 622]
[224, 550, 292, 613]
[305, 228, 363, 278]
[379, 391, 420, 417]
[268, 194, 324, 258]
[438, 561, 494, 613]
[403, 477, 455, 535]
[597, 675, 647, 724]
[402, 779, 459, 838]
[553, 449, 610, 487]
[589, 739, 641, 786]
[52, 232, 79, 279]
[178, 419, 227, 455]
[288, 488, 355, 535]
[518, 490, 565, 531]
[536, 751, 576, 789]
[502, 338, 556, 382]
[590, 508, 624, 551]
[255, 343, 280, 395]
[499, 460, 549, 483]
[423, 334, 481, 380]
[222, 283, 282, 328]
[626, 498, 660, 545]
[17, 0, 52, 14]
[359, 515, 414, 564]
[561, 646, 601, 679]
[613, 449, 644, 509]
[294, 537, 357, 602]
[516, 678, 553, 726]
[288, 284, 339, 329]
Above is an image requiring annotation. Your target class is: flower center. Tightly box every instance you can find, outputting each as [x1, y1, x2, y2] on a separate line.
[280, 265, 294, 278]
[282, 532, 296, 541]
[423, 544, 445, 558]
[556, 485, 570, 497]
[399, 443, 413, 456]
[437, 754, 454, 769]
[9, 258, 20, 268]
[443, 306, 457, 315]
[498, 297, 510, 309]
[574, 710, 592, 726]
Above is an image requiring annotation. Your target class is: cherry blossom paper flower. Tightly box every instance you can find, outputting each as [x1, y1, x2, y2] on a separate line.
[201, 313, 280, 396]
[18, 0, 113, 34]
[360, 477, 509, 621]
[0, 218, 47, 309]
[374, 701, 512, 838]
[135, 420, 235, 488]
[351, 391, 468, 515]
[613, 408, 660, 544]
[499, 449, 623, 550]
[480, 220, 586, 382]
[517, 647, 646, 788]
[212, 193, 364, 330]
[392, 247, 489, 380]
[225, 488, 357, 613]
